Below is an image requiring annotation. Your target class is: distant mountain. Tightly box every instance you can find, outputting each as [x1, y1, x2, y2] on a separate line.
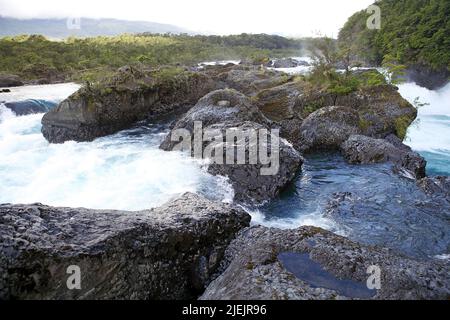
[0, 16, 191, 38]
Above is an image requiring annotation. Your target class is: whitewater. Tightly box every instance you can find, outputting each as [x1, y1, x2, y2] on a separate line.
[0, 83, 233, 210]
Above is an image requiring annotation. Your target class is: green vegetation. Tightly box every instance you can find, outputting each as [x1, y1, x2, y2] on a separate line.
[0, 33, 307, 82]
[338, 0, 450, 73]
[306, 37, 387, 97]
[395, 114, 414, 139]
[380, 54, 406, 85]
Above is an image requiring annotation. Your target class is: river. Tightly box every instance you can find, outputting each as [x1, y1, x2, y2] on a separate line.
[0, 67, 449, 259]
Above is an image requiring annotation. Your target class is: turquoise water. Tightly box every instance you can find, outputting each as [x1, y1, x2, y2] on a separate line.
[399, 82, 450, 176]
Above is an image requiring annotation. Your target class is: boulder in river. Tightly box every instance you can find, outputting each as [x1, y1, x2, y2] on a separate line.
[0, 193, 250, 300]
[0, 74, 24, 88]
[41, 66, 218, 143]
[298, 106, 362, 152]
[160, 89, 271, 151]
[219, 65, 292, 96]
[405, 64, 450, 90]
[271, 58, 308, 69]
[340, 134, 426, 179]
[160, 89, 302, 204]
[201, 226, 450, 300]
[204, 121, 303, 204]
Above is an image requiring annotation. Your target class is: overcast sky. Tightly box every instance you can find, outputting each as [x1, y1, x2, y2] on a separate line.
[0, 0, 374, 36]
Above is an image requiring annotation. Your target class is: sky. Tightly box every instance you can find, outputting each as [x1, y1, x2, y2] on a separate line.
[0, 0, 375, 37]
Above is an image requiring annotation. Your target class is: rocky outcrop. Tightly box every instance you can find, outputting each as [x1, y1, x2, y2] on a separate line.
[160, 89, 302, 204]
[201, 226, 450, 300]
[41, 66, 218, 143]
[160, 89, 270, 151]
[204, 121, 303, 204]
[340, 135, 426, 179]
[4, 99, 57, 116]
[0, 193, 250, 300]
[255, 81, 417, 152]
[270, 58, 310, 69]
[298, 106, 362, 152]
[0, 74, 23, 88]
[417, 176, 450, 198]
[218, 65, 292, 96]
[254, 80, 305, 148]
[405, 64, 450, 90]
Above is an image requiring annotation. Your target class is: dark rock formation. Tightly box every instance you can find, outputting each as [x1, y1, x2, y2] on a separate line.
[160, 89, 302, 204]
[41, 67, 218, 143]
[405, 64, 450, 90]
[270, 58, 309, 68]
[340, 135, 426, 179]
[256, 82, 417, 152]
[254, 80, 308, 151]
[201, 226, 450, 300]
[160, 89, 270, 151]
[204, 121, 303, 204]
[417, 176, 450, 198]
[0, 193, 250, 300]
[298, 106, 362, 152]
[4, 99, 57, 116]
[0, 74, 23, 88]
[219, 65, 292, 96]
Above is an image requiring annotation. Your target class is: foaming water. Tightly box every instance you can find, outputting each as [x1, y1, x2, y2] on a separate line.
[0, 83, 81, 103]
[268, 56, 313, 75]
[0, 84, 233, 210]
[399, 82, 450, 175]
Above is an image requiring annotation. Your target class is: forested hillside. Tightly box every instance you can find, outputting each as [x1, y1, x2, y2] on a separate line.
[0, 34, 307, 82]
[338, 0, 450, 88]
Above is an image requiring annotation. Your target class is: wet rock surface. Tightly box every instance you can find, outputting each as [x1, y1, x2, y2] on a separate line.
[341, 134, 426, 179]
[0, 74, 24, 88]
[201, 226, 450, 300]
[405, 64, 450, 90]
[160, 89, 270, 151]
[204, 121, 303, 204]
[160, 89, 302, 204]
[0, 193, 250, 300]
[417, 176, 450, 198]
[299, 106, 362, 152]
[41, 67, 218, 143]
[270, 58, 310, 69]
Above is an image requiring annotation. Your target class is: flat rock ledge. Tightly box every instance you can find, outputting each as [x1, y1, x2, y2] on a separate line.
[0, 193, 250, 300]
[201, 226, 450, 300]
